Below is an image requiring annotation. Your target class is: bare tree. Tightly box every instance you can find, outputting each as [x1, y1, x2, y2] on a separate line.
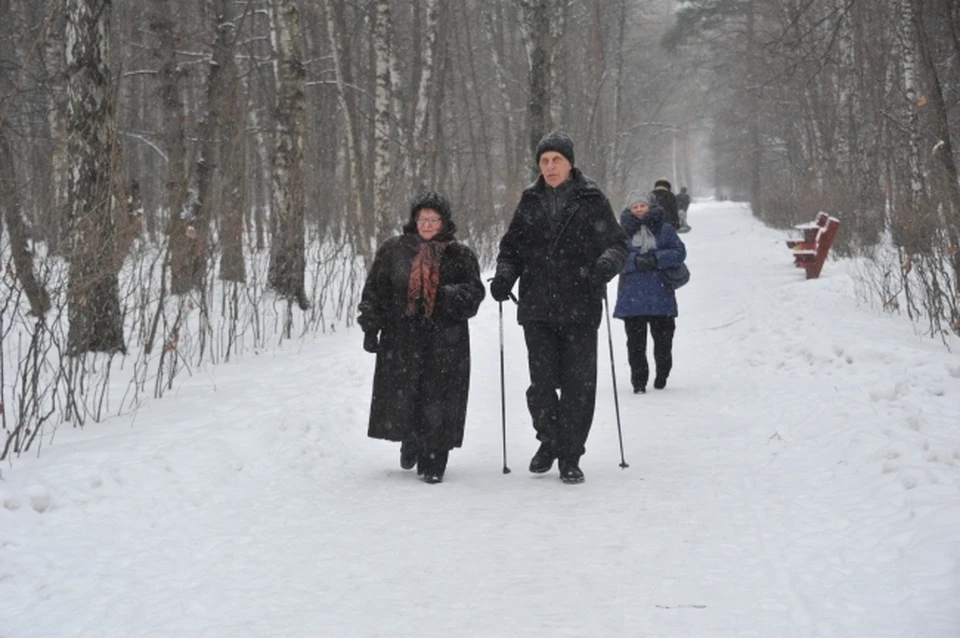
[267, 0, 308, 311]
[515, 0, 559, 169]
[212, 0, 246, 284]
[0, 132, 50, 316]
[0, 0, 50, 316]
[372, 0, 395, 244]
[64, 0, 132, 354]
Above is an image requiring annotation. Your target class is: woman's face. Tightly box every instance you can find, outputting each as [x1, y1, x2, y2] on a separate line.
[416, 208, 443, 240]
[630, 202, 650, 218]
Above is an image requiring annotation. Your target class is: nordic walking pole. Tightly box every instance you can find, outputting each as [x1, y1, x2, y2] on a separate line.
[497, 298, 512, 474]
[603, 289, 629, 468]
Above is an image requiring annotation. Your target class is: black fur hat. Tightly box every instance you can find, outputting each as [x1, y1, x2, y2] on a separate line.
[654, 178, 672, 191]
[535, 130, 575, 167]
[404, 190, 457, 235]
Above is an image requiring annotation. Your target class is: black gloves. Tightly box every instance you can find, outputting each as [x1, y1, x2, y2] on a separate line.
[634, 253, 657, 272]
[591, 257, 618, 286]
[363, 331, 380, 354]
[490, 276, 513, 303]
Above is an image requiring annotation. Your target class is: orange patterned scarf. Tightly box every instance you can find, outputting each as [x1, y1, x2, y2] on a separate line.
[407, 240, 449, 317]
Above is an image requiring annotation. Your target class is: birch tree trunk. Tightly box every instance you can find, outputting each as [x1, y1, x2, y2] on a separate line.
[64, 0, 127, 354]
[834, 3, 854, 182]
[548, 1, 568, 128]
[267, 0, 308, 310]
[372, 0, 394, 244]
[41, 5, 69, 255]
[516, 0, 554, 170]
[408, 0, 441, 191]
[899, 0, 925, 211]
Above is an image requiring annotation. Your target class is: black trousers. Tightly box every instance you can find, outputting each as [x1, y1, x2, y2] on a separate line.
[522, 321, 598, 460]
[623, 316, 676, 390]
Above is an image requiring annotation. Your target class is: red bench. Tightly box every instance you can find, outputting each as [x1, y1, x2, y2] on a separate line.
[785, 212, 828, 249]
[788, 214, 840, 279]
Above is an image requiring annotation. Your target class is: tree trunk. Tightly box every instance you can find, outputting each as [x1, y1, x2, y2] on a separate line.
[482, 6, 520, 201]
[408, 0, 441, 191]
[151, 2, 193, 295]
[745, 0, 762, 218]
[911, 0, 960, 301]
[40, 5, 69, 255]
[0, 130, 50, 316]
[217, 0, 246, 284]
[267, 0, 308, 310]
[372, 0, 394, 245]
[325, 0, 370, 262]
[64, 0, 127, 354]
[517, 0, 554, 174]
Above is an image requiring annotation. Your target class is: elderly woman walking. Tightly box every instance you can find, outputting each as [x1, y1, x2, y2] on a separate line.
[357, 191, 485, 484]
[614, 190, 687, 393]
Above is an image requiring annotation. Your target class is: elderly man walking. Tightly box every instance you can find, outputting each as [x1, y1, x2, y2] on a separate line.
[490, 131, 628, 484]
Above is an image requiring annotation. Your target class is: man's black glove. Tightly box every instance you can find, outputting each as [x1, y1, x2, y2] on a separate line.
[490, 276, 513, 302]
[634, 253, 658, 272]
[363, 331, 380, 354]
[591, 257, 618, 287]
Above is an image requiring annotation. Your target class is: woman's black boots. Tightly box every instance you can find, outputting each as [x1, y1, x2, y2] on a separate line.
[418, 450, 449, 484]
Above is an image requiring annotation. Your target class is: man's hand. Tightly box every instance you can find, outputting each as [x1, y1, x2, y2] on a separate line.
[490, 276, 513, 302]
[591, 257, 618, 286]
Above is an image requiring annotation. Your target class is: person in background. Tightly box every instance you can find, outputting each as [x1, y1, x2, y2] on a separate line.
[676, 186, 692, 233]
[613, 190, 686, 393]
[652, 178, 681, 229]
[358, 190, 485, 484]
[489, 130, 628, 484]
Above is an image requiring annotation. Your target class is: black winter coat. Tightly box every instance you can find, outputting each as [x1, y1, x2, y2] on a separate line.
[358, 231, 485, 450]
[495, 169, 628, 328]
[653, 187, 681, 228]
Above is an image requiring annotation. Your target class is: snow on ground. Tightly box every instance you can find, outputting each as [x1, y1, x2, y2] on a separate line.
[2, 201, 959, 637]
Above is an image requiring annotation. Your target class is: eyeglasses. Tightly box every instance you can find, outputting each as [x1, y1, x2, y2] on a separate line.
[417, 217, 443, 226]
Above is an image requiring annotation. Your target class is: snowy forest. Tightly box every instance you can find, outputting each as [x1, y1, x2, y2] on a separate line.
[1, 0, 959, 459]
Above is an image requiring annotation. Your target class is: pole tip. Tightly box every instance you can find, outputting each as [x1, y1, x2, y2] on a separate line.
[502, 467, 512, 474]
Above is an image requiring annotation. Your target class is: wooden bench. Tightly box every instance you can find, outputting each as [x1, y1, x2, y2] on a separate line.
[785, 212, 828, 249]
[788, 214, 840, 279]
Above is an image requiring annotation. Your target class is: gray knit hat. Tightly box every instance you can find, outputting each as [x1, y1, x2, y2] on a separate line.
[535, 130, 575, 166]
[626, 190, 653, 208]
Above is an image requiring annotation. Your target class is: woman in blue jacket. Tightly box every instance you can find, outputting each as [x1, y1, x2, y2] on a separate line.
[613, 191, 687, 393]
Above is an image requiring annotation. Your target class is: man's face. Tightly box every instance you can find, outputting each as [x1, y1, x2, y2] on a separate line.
[539, 151, 572, 188]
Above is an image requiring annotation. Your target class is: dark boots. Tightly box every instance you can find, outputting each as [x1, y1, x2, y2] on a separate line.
[529, 443, 556, 473]
[418, 450, 449, 484]
[558, 458, 585, 484]
[399, 440, 418, 470]
[531, 442, 584, 484]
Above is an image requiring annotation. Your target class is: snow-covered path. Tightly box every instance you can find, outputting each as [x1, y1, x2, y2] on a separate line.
[2, 202, 958, 637]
